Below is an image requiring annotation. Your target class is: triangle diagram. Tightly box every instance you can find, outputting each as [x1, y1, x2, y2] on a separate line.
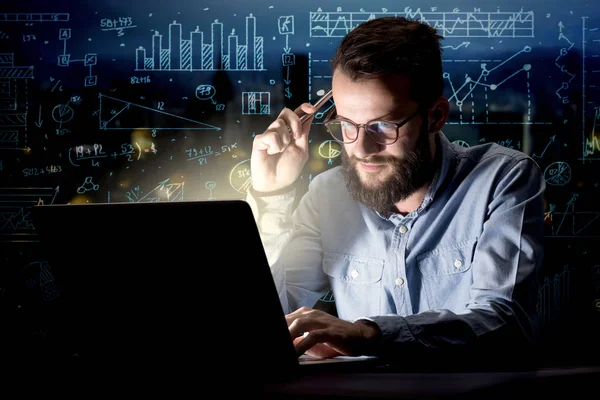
[98, 94, 220, 131]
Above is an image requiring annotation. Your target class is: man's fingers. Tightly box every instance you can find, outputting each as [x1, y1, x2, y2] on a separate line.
[293, 329, 328, 356]
[254, 132, 284, 154]
[294, 104, 316, 138]
[277, 107, 308, 140]
[286, 114, 303, 140]
[295, 103, 316, 119]
[254, 118, 293, 154]
[287, 315, 308, 339]
[254, 104, 317, 155]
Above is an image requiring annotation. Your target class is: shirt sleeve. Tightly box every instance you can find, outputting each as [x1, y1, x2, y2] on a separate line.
[245, 187, 296, 267]
[367, 157, 546, 355]
[246, 184, 330, 314]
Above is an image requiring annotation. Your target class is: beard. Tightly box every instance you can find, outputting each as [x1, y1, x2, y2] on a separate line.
[341, 124, 437, 216]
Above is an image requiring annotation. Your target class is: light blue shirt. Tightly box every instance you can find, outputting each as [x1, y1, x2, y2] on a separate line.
[246, 131, 545, 352]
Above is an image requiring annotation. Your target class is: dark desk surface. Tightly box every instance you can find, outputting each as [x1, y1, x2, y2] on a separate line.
[263, 364, 600, 399]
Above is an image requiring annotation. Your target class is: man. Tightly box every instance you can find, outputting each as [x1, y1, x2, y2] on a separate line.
[246, 17, 545, 363]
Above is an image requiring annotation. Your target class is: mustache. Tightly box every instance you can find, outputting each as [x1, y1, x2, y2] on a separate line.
[348, 155, 396, 165]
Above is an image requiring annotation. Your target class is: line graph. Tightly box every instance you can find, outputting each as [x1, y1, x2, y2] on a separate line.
[0, 186, 58, 242]
[444, 46, 538, 124]
[581, 16, 600, 162]
[545, 193, 600, 238]
[309, 46, 552, 125]
[583, 107, 600, 158]
[309, 9, 534, 38]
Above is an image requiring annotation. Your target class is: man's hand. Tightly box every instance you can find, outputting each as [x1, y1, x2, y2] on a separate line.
[250, 104, 316, 194]
[286, 307, 382, 358]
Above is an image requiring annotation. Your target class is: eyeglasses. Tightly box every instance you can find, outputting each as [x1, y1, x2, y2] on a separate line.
[323, 107, 420, 145]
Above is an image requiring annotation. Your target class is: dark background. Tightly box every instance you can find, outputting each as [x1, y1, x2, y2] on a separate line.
[0, 0, 599, 361]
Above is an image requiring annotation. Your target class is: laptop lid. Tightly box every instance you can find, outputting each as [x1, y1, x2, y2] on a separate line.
[30, 200, 300, 383]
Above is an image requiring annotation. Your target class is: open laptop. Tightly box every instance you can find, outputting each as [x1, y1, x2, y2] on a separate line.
[29, 200, 381, 387]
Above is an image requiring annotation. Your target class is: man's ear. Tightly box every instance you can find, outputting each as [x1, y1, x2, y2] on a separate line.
[428, 97, 449, 133]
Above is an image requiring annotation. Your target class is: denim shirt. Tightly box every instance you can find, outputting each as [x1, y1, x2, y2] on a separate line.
[246, 132, 546, 351]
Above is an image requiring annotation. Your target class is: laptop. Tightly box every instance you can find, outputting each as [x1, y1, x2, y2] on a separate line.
[29, 200, 381, 388]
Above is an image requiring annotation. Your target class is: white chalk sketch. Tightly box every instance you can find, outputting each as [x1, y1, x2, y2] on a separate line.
[205, 181, 216, 200]
[0, 53, 34, 151]
[57, 29, 97, 86]
[307, 53, 335, 123]
[532, 135, 556, 160]
[443, 46, 541, 124]
[309, 9, 534, 38]
[229, 159, 252, 193]
[536, 264, 570, 339]
[242, 92, 270, 115]
[546, 194, 600, 237]
[318, 140, 342, 165]
[544, 161, 571, 186]
[51, 103, 74, 129]
[76, 176, 100, 194]
[554, 21, 576, 105]
[0, 186, 58, 242]
[135, 15, 265, 71]
[19, 261, 60, 301]
[581, 16, 599, 162]
[278, 16, 295, 35]
[582, 107, 600, 159]
[195, 84, 225, 110]
[98, 93, 220, 131]
[125, 178, 184, 203]
[0, 13, 69, 22]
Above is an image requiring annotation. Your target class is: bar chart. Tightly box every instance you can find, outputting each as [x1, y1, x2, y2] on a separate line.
[134, 14, 265, 71]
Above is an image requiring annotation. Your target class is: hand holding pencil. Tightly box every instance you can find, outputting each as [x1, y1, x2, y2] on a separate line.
[250, 90, 333, 194]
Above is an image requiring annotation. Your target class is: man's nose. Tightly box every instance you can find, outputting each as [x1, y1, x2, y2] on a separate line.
[350, 127, 383, 159]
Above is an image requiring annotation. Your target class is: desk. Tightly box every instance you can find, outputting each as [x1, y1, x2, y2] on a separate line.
[263, 365, 600, 399]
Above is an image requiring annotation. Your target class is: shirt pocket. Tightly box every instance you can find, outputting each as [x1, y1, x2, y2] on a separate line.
[416, 239, 477, 311]
[322, 252, 384, 320]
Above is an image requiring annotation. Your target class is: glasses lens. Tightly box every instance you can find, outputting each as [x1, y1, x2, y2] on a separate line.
[366, 121, 397, 144]
[325, 120, 355, 143]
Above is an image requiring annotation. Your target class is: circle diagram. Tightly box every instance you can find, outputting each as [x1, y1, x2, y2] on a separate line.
[544, 162, 571, 186]
[229, 159, 252, 193]
[52, 104, 75, 124]
[318, 140, 342, 159]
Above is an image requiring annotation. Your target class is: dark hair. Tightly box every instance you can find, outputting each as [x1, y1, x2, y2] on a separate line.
[331, 17, 444, 107]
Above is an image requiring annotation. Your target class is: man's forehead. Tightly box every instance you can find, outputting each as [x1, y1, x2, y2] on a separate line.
[332, 68, 411, 86]
[332, 74, 415, 118]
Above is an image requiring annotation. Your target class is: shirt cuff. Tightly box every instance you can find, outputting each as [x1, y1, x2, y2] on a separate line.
[368, 315, 417, 344]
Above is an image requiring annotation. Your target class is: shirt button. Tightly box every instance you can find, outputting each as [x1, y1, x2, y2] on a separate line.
[395, 277, 404, 286]
[350, 269, 359, 279]
[454, 259, 463, 268]
[399, 225, 408, 234]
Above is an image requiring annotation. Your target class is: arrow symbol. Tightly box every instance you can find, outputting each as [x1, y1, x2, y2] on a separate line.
[442, 41, 470, 50]
[34, 105, 43, 127]
[51, 186, 59, 205]
[2, 146, 31, 151]
[284, 66, 291, 85]
[532, 135, 556, 160]
[157, 178, 170, 190]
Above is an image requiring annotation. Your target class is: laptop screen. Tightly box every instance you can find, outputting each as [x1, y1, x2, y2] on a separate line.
[31, 200, 299, 381]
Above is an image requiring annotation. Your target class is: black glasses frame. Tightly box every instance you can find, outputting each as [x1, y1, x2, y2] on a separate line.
[323, 107, 420, 145]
